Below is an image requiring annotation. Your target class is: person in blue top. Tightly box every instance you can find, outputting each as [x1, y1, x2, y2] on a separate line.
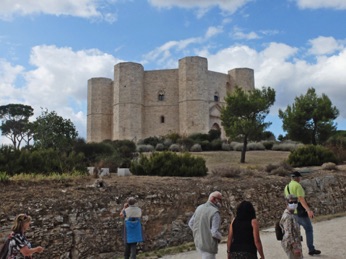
[120, 197, 143, 259]
[284, 171, 321, 256]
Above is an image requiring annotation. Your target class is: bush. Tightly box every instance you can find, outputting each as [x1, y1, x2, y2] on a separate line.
[265, 161, 293, 177]
[143, 136, 162, 147]
[272, 141, 303, 151]
[208, 129, 221, 141]
[177, 137, 194, 152]
[130, 151, 207, 177]
[137, 144, 154, 153]
[262, 141, 274, 150]
[168, 144, 181, 152]
[155, 143, 165, 151]
[0, 171, 10, 183]
[288, 145, 338, 167]
[210, 139, 222, 151]
[247, 142, 265, 151]
[221, 143, 231, 151]
[190, 144, 202, 152]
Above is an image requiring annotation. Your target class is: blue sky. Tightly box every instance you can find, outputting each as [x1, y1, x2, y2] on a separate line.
[1, 0, 346, 144]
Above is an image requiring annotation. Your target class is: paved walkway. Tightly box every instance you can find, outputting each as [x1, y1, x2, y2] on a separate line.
[163, 216, 346, 259]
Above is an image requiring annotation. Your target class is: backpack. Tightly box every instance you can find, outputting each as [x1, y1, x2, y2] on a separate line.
[275, 220, 284, 241]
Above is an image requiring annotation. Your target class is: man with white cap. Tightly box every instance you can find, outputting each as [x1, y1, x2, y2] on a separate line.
[188, 191, 223, 259]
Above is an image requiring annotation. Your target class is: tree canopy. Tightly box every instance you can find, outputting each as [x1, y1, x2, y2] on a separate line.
[278, 87, 339, 145]
[0, 104, 34, 149]
[33, 109, 78, 152]
[221, 86, 276, 163]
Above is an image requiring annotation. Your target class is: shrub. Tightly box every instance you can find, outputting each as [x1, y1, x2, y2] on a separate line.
[321, 162, 337, 171]
[247, 142, 265, 151]
[143, 136, 162, 147]
[163, 138, 173, 147]
[210, 139, 222, 151]
[190, 144, 202, 152]
[130, 151, 207, 177]
[262, 141, 274, 150]
[272, 141, 303, 151]
[0, 171, 10, 183]
[199, 140, 212, 151]
[208, 129, 221, 141]
[164, 133, 181, 143]
[137, 144, 154, 153]
[155, 143, 165, 151]
[288, 145, 338, 167]
[265, 161, 293, 176]
[211, 167, 242, 178]
[177, 137, 194, 151]
[188, 133, 209, 142]
[221, 143, 231, 151]
[168, 144, 181, 152]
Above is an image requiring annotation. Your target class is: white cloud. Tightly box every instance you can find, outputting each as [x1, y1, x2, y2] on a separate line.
[148, 0, 252, 14]
[0, 0, 116, 21]
[205, 26, 223, 38]
[0, 45, 122, 140]
[296, 0, 346, 10]
[194, 40, 346, 124]
[232, 26, 260, 40]
[308, 36, 343, 56]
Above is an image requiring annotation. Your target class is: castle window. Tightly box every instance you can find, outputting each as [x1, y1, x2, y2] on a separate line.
[214, 92, 219, 102]
[158, 90, 165, 101]
[160, 116, 165, 123]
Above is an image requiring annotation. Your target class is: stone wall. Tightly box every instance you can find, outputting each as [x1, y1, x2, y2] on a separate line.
[0, 172, 345, 258]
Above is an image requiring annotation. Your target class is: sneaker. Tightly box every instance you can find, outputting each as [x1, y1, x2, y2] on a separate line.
[308, 249, 321, 256]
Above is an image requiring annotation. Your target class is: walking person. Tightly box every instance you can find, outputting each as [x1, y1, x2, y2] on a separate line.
[284, 171, 321, 256]
[3, 213, 44, 258]
[280, 194, 303, 259]
[227, 201, 265, 259]
[188, 191, 223, 259]
[120, 197, 143, 259]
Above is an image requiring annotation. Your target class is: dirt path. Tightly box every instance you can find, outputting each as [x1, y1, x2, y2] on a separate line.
[162, 216, 346, 259]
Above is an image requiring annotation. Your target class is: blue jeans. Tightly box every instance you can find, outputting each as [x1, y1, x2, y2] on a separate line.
[294, 215, 315, 252]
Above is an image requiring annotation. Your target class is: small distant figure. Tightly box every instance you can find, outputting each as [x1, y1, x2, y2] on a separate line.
[120, 197, 143, 259]
[227, 201, 265, 259]
[5, 214, 44, 258]
[284, 171, 321, 256]
[188, 191, 223, 259]
[280, 194, 303, 259]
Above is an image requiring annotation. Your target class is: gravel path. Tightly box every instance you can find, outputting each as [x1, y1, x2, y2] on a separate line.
[162, 216, 346, 259]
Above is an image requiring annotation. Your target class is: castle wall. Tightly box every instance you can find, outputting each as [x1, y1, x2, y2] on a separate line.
[87, 56, 255, 142]
[178, 56, 210, 135]
[87, 78, 113, 142]
[228, 68, 255, 92]
[113, 62, 144, 141]
[142, 69, 180, 138]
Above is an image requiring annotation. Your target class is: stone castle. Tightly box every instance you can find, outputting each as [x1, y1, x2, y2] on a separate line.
[87, 56, 255, 142]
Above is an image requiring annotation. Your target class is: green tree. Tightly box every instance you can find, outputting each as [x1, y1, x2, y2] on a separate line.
[278, 87, 339, 145]
[221, 86, 276, 163]
[33, 109, 78, 152]
[0, 104, 34, 149]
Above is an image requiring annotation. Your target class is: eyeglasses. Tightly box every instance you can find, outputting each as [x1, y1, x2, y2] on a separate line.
[288, 201, 298, 204]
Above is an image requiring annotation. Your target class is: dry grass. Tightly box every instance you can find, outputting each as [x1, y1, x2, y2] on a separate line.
[191, 150, 290, 172]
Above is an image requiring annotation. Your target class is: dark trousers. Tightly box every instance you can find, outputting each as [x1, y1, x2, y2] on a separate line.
[124, 242, 137, 259]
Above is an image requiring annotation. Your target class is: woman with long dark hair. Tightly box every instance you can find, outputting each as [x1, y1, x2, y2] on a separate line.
[227, 201, 265, 259]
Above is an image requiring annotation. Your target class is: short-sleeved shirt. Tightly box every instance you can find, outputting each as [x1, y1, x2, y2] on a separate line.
[7, 232, 31, 259]
[284, 180, 305, 198]
[124, 205, 142, 218]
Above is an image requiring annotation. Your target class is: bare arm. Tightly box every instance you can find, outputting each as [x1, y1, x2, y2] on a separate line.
[298, 196, 314, 219]
[120, 203, 129, 218]
[227, 219, 234, 259]
[252, 219, 265, 259]
[20, 245, 44, 256]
